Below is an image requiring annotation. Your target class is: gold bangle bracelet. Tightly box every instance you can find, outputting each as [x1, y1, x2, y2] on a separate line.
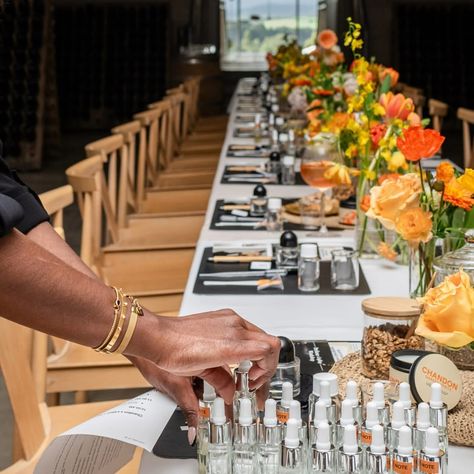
[94, 287, 122, 352]
[103, 294, 129, 353]
[113, 298, 143, 354]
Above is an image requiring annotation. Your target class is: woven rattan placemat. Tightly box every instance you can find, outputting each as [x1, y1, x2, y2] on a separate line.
[330, 352, 474, 447]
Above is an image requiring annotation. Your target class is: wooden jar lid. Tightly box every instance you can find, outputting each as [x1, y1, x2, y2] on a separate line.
[361, 297, 421, 319]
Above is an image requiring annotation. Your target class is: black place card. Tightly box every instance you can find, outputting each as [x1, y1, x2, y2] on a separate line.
[221, 166, 306, 185]
[193, 247, 371, 296]
[210, 199, 350, 232]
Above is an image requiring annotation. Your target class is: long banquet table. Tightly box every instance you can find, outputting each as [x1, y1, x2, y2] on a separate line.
[139, 79, 474, 472]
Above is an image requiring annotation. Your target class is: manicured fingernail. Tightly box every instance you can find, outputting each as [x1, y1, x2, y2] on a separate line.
[188, 426, 196, 446]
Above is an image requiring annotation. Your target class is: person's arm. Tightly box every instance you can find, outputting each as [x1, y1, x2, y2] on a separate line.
[0, 229, 280, 437]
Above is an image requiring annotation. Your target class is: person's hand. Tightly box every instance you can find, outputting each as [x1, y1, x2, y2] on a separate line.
[136, 309, 280, 393]
[127, 356, 202, 445]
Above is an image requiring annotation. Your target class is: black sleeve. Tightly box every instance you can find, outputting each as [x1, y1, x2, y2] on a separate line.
[0, 155, 49, 236]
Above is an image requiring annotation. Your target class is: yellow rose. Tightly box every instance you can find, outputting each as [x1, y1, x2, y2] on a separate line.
[366, 173, 421, 229]
[416, 270, 474, 348]
[395, 207, 433, 247]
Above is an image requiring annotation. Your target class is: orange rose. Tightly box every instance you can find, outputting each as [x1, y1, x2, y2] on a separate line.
[377, 242, 398, 261]
[379, 92, 414, 120]
[366, 173, 422, 229]
[416, 270, 474, 348]
[379, 67, 399, 87]
[436, 162, 455, 184]
[395, 207, 432, 247]
[378, 173, 401, 185]
[317, 29, 338, 50]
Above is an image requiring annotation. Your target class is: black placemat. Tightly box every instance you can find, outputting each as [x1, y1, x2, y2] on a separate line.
[209, 199, 350, 232]
[226, 144, 271, 158]
[193, 247, 371, 295]
[152, 339, 347, 459]
[233, 128, 270, 139]
[221, 166, 306, 185]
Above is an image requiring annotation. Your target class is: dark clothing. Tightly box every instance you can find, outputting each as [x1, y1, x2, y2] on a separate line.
[0, 154, 49, 237]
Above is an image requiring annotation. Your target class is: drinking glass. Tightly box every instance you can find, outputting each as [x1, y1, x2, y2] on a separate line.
[330, 249, 359, 290]
[300, 133, 341, 235]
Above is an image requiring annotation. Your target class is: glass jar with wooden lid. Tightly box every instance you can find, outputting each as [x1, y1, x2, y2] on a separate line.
[361, 297, 424, 379]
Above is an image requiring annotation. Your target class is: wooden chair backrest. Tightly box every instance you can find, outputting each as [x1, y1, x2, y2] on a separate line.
[457, 107, 474, 168]
[133, 105, 171, 187]
[165, 77, 201, 132]
[84, 135, 129, 230]
[39, 185, 73, 239]
[428, 99, 449, 133]
[0, 317, 47, 460]
[66, 155, 119, 270]
[111, 120, 142, 211]
[164, 92, 190, 151]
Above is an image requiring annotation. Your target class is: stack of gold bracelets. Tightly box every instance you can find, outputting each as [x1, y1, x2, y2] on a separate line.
[94, 287, 144, 354]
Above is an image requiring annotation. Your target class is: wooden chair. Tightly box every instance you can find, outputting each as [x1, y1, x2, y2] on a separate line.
[84, 134, 204, 244]
[29, 185, 151, 406]
[66, 154, 192, 311]
[132, 107, 216, 188]
[0, 317, 141, 473]
[428, 99, 449, 133]
[457, 107, 474, 168]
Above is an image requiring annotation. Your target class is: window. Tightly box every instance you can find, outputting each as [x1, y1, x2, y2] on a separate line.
[222, 0, 319, 57]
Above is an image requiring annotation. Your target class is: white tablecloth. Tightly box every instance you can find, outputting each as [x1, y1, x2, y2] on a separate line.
[141, 78, 474, 471]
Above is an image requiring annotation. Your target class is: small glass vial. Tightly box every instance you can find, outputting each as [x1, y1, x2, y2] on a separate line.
[276, 232, 299, 270]
[429, 383, 448, 452]
[398, 382, 416, 427]
[309, 421, 336, 473]
[335, 399, 359, 449]
[338, 425, 363, 474]
[392, 426, 415, 474]
[280, 419, 305, 474]
[360, 401, 379, 452]
[250, 184, 268, 216]
[298, 243, 320, 292]
[258, 399, 282, 474]
[371, 382, 390, 427]
[387, 401, 408, 454]
[365, 424, 389, 474]
[270, 336, 301, 398]
[288, 400, 308, 456]
[270, 129, 280, 152]
[281, 155, 296, 185]
[287, 129, 297, 158]
[276, 381, 293, 424]
[254, 113, 262, 143]
[309, 400, 334, 447]
[345, 380, 363, 427]
[198, 382, 216, 474]
[419, 427, 447, 474]
[279, 133, 289, 155]
[267, 151, 281, 175]
[266, 198, 283, 232]
[233, 360, 257, 424]
[233, 398, 258, 474]
[208, 397, 232, 474]
[275, 116, 285, 132]
[308, 373, 340, 428]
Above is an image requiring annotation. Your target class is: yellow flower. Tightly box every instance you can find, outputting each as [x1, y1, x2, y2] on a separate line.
[372, 103, 386, 116]
[364, 169, 376, 181]
[395, 207, 433, 247]
[387, 151, 408, 172]
[366, 173, 421, 230]
[351, 38, 363, 51]
[458, 168, 474, 192]
[416, 270, 474, 348]
[324, 163, 352, 186]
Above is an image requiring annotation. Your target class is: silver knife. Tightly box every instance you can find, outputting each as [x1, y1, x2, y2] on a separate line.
[202, 279, 281, 287]
[214, 222, 261, 227]
[199, 270, 287, 278]
[219, 215, 263, 222]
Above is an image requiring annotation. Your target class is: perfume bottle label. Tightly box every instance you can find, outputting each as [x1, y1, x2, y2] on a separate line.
[361, 429, 372, 446]
[276, 409, 289, 424]
[420, 459, 439, 474]
[393, 459, 413, 474]
[199, 406, 210, 419]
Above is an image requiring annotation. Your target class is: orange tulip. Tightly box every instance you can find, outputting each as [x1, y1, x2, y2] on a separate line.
[379, 92, 415, 120]
[397, 126, 445, 162]
[370, 123, 387, 148]
[379, 67, 399, 87]
[407, 112, 421, 127]
[317, 29, 338, 50]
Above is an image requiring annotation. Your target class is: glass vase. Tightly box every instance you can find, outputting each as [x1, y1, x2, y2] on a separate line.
[409, 240, 436, 297]
[356, 212, 385, 258]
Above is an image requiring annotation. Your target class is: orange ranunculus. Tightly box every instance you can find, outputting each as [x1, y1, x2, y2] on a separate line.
[292, 76, 312, 87]
[436, 162, 455, 184]
[443, 178, 474, 211]
[416, 270, 474, 348]
[326, 112, 350, 133]
[377, 242, 398, 261]
[396, 126, 445, 162]
[378, 173, 401, 185]
[360, 195, 371, 213]
[317, 29, 338, 50]
[395, 207, 433, 247]
[370, 123, 387, 148]
[366, 173, 421, 229]
[379, 92, 414, 120]
[379, 67, 399, 88]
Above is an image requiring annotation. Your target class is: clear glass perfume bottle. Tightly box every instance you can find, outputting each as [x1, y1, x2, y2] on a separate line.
[250, 184, 268, 216]
[276, 381, 293, 424]
[258, 399, 281, 474]
[280, 419, 305, 474]
[298, 244, 320, 292]
[198, 381, 216, 474]
[233, 398, 258, 474]
[233, 360, 257, 424]
[308, 373, 339, 428]
[309, 421, 336, 473]
[208, 397, 232, 474]
[281, 155, 295, 185]
[269, 336, 301, 398]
